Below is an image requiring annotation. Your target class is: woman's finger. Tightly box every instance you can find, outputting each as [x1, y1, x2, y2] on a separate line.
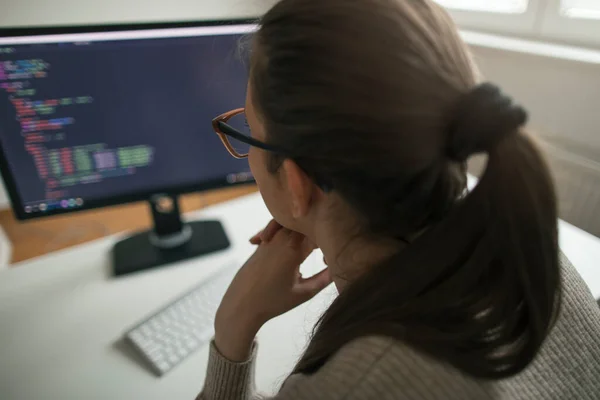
[297, 268, 332, 297]
[250, 218, 281, 244]
[249, 230, 264, 245]
[260, 219, 283, 243]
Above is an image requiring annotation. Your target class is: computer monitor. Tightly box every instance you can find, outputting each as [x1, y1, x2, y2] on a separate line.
[0, 20, 257, 275]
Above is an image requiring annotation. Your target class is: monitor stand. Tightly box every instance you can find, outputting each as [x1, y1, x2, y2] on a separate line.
[112, 194, 230, 276]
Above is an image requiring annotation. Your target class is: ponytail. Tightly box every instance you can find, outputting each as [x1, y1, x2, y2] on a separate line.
[293, 84, 561, 379]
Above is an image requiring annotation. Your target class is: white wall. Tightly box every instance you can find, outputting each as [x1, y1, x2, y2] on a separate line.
[470, 46, 600, 150]
[0, 0, 272, 27]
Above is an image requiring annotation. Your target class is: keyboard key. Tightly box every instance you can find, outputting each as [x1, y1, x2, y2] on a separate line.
[156, 361, 171, 373]
[175, 347, 188, 358]
[185, 338, 198, 350]
[167, 353, 180, 365]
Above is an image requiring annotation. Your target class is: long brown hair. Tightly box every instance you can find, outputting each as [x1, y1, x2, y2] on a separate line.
[250, 0, 560, 379]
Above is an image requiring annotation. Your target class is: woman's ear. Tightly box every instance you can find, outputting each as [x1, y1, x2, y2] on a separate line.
[281, 159, 316, 219]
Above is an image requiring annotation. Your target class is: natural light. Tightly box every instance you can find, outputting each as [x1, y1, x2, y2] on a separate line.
[562, 0, 600, 19]
[434, 0, 529, 13]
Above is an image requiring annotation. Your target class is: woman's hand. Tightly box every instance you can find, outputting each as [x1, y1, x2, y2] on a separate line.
[250, 219, 328, 266]
[248, 218, 283, 245]
[214, 223, 332, 362]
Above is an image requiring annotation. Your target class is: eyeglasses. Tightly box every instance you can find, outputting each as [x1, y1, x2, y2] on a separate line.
[212, 108, 333, 192]
[212, 108, 285, 159]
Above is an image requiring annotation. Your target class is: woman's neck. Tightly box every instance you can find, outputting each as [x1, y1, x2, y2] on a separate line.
[314, 223, 404, 292]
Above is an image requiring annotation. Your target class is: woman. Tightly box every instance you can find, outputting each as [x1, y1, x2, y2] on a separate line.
[202, 0, 600, 398]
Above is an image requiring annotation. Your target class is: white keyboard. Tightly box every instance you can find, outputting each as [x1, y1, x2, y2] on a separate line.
[124, 263, 239, 376]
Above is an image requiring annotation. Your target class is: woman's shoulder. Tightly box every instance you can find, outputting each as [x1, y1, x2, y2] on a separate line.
[326, 335, 396, 365]
[281, 335, 495, 399]
[280, 336, 397, 397]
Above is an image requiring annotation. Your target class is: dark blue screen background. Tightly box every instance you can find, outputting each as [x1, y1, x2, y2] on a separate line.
[0, 30, 250, 213]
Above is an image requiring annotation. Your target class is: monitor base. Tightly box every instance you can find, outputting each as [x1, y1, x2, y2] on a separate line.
[112, 220, 230, 276]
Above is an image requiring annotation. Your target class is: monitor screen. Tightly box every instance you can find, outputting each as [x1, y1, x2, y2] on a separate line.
[0, 22, 255, 219]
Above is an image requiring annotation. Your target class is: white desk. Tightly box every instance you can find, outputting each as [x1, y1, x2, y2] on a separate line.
[0, 193, 598, 400]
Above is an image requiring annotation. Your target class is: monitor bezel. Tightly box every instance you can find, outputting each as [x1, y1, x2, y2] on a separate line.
[0, 18, 257, 221]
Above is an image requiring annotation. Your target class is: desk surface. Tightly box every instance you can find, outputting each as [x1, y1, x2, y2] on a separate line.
[0, 192, 599, 400]
[0, 193, 336, 400]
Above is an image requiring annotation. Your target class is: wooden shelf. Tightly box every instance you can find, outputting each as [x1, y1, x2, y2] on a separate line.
[0, 185, 258, 265]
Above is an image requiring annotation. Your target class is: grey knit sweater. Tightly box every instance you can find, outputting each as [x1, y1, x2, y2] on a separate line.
[198, 254, 600, 399]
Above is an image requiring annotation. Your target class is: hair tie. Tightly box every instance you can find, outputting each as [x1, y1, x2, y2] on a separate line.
[447, 82, 528, 162]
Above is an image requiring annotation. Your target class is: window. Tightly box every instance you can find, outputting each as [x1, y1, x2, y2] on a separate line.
[435, 0, 528, 14]
[435, 0, 542, 36]
[561, 0, 600, 20]
[541, 0, 600, 47]
[435, 0, 600, 48]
